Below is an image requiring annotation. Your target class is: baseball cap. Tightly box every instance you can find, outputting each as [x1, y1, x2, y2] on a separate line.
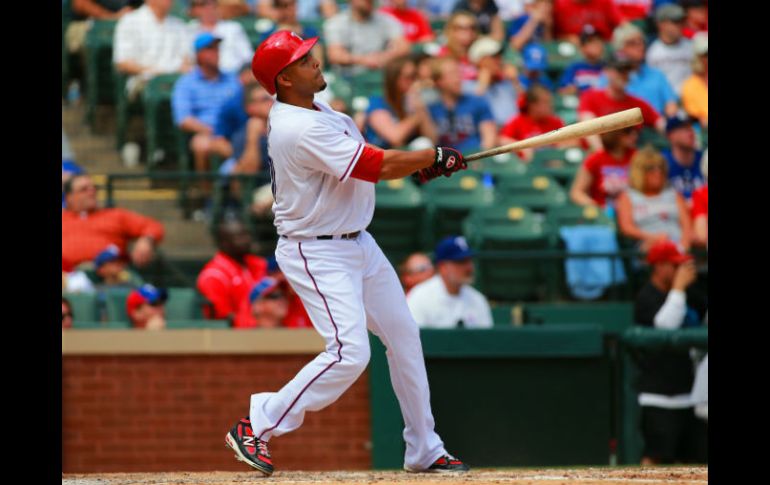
[194, 32, 222, 52]
[94, 244, 122, 268]
[646, 240, 693, 265]
[126, 284, 168, 314]
[469, 36, 504, 64]
[522, 43, 548, 71]
[579, 24, 602, 45]
[655, 4, 685, 22]
[62, 160, 84, 176]
[434, 236, 475, 263]
[249, 277, 282, 304]
[665, 113, 694, 133]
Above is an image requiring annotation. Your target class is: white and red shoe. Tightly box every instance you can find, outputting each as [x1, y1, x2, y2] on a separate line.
[405, 454, 470, 473]
[225, 416, 274, 476]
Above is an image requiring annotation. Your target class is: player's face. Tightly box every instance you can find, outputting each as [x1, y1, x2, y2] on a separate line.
[282, 52, 326, 95]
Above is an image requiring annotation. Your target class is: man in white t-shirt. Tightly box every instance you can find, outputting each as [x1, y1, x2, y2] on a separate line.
[646, 3, 693, 96]
[407, 235, 493, 329]
[224, 30, 470, 476]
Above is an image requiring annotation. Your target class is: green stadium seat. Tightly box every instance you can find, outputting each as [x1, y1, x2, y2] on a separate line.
[495, 174, 569, 213]
[232, 15, 267, 49]
[543, 40, 584, 78]
[466, 152, 528, 180]
[421, 173, 495, 247]
[142, 73, 185, 169]
[546, 203, 615, 232]
[463, 204, 556, 301]
[524, 301, 634, 334]
[529, 147, 586, 187]
[64, 293, 100, 323]
[165, 319, 231, 329]
[638, 127, 670, 151]
[84, 19, 118, 127]
[349, 69, 384, 98]
[165, 288, 205, 320]
[554, 93, 580, 125]
[102, 287, 133, 323]
[368, 178, 428, 264]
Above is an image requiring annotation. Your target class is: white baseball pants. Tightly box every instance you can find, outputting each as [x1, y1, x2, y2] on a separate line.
[250, 230, 446, 470]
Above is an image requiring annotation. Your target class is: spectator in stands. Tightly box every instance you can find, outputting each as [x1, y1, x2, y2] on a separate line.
[172, 33, 241, 176]
[680, 0, 707, 39]
[578, 56, 663, 151]
[126, 284, 169, 329]
[113, 0, 194, 100]
[427, 57, 497, 152]
[66, 0, 136, 74]
[452, 0, 505, 42]
[558, 24, 605, 95]
[466, 37, 519, 127]
[604, 22, 678, 118]
[437, 11, 481, 82]
[647, 3, 693, 96]
[188, 0, 254, 74]
[258, 0, 337, 21]
[615, 147, 692, 252]
[219, 82, 275, 177]
[612, 0, 652, 21]
[62, 297, 74, 329]
[258, 0, 325, 65]
[399, 252, 435, 294]
[691, 149, 707, 247]
[248, 277, 291, 328]
[553, 0, 625, 44]
[633, 239, 707, 465]
[62, 160, 86, 209]
[499, 85, 575, 161]
[407, 236, 493, 329]
[507, 0, 553, 51]
[215, 63, 259, 149]
[218, 0, 254, 19]
[364, 54, 438, 149]
[518, 43, 554, 91]
[496, 0, 528, 22]
[76, 244, 145, 290]
[681, 33, 707, 128]
[570, 127, 638, 209]
[379, 0, 435, 43]
[62, 174, 165, 269]
[662, 114, 704, 203]
[197, 219, 268, 328]
[265, 258, 313, 328]
[324, 0, 410, 74]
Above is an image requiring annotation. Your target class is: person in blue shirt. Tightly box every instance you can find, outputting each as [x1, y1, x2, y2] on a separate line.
[558, 24, 605, 95]
[595, 22, 678, 117]
[661, 114, 704, 202]
[518, 43, 554, 91]
[363, 54, 437, 149]
[507, 0, 553, 51]
[427, 57, 497, 153]
[171, 33, 242, 175]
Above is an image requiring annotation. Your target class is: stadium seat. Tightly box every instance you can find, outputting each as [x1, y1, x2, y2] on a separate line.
[84, 19, 118, 127]
[495, 174, 569, 213]
[421, 173, 495, 247]
[232, 15, 264, 49]
[64, 292, 101, 323]
[114, 71, 145, 151]
[102, 287, 133, 323]
[554, 93, 580, 125]
[543, 40, 584, 79]
[638, 127, 670, 151]
[463, 204, 556, 301]
[529, 147, 586, 187]
[165, 287, 205, 320]
[524, 301, 634, 334]
[142, 73, 185, 169]
[546, 203, 615, 232]
[368, 178, 428, 264]
[466, 152, 528, 181]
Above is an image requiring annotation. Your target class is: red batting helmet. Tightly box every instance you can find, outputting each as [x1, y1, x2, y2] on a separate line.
[251, 30, 319, 95]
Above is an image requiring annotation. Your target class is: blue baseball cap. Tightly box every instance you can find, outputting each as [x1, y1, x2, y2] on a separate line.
[194, 32, 221, 52]
[434, 236, 475, 263]
[266, 255, 280, 274]
[62, 160, 84, 176]
[665, 113, 694, 134]
[522, 43, 548, 71]
[126, 284, 168, 314]
[94, 244, 121, 268]
[249, 277, 282, 304]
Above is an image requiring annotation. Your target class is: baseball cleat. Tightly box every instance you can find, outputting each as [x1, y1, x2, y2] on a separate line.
[404, 454, 470, 473]
[225, 416, 274, 476]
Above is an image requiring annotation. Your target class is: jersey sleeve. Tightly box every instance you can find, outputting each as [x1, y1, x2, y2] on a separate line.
[295, 121, 366, 182]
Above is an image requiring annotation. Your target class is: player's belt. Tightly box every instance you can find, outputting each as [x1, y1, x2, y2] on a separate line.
[280, 231, 361, 241]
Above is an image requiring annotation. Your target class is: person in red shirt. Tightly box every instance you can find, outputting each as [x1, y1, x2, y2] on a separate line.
[126, 284, 168, 329]
[578, 56, 664, 151]
[553, 0, 625, 43]
[681, 0, 707, 39]
[380, 0, 434, 43]
[570, 126, 638, 208]
[265, 257, 313, 328]
[197, 219, 268, 328]
[612, 0, 652, 21]
[499, 84, 576, 161]
[691, 149, 707, 247]
[62, 174, 165, 269]
[436, 11, 480, 81]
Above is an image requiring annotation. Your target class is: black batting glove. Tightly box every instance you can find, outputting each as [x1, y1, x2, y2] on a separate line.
[434, 146, 466, 177]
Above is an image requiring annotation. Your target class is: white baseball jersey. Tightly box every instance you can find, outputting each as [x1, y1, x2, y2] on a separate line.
[407, 275, 493, 329]
[267, 98, 375, 238]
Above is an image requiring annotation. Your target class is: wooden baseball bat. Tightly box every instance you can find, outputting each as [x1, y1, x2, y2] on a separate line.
[464, 108, 644, 163]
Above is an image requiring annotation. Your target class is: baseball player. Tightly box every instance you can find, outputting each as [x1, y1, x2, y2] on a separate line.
[224, 30, 470, 476]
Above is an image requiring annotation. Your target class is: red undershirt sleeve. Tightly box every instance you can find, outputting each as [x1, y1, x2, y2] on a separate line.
[350, 145, 384, 183]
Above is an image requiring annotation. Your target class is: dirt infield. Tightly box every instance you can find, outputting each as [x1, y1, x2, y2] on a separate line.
[62, 467, 707, 485]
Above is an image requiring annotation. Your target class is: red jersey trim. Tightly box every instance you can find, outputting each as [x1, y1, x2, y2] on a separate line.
[350, 146, 384, 183]
[339, 142, 364, 181]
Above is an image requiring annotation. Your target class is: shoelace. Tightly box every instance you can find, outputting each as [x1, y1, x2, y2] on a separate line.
[258, 440, 271, 458]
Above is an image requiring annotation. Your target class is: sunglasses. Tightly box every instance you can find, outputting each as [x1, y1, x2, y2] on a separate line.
[263, 292, 285, 300]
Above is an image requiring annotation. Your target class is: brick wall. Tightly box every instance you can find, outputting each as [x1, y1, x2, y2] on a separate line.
[62, 355, 372, 473]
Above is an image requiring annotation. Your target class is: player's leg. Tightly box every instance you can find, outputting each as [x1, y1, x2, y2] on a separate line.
[250, 238, 371, 440]
[358, 231, 455, 471]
